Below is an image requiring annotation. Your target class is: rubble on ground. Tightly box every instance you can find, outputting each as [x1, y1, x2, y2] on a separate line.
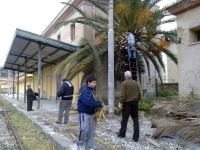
[151, 98, 200, 146]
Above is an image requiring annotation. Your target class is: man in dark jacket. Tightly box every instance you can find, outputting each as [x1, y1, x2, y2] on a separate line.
[77, 76, 102, 150]
[116, 71, 141, 142]
[26, 85, 35, 111]
[56, 78, 74, 124]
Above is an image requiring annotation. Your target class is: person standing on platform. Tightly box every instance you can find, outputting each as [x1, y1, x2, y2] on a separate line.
[116, 71, 141, 142]
[26, 85, 35, 111]
[76, 75, 102, 150]
[56, 78, 74, 124]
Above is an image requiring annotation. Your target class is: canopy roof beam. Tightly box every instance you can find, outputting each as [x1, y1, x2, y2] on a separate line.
[4, 67, 32, 74]
[10, 41, 31, 68]
[6, 62, 37, 70]
[9, 53, 56, 65]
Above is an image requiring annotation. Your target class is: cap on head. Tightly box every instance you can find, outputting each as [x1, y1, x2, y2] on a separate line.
[27, 85, 31, 87]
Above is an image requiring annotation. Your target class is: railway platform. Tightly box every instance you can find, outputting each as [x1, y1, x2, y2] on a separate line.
[2, 94, 198, 150]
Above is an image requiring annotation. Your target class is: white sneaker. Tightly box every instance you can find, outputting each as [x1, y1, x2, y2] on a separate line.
[77, 146, 83, 150]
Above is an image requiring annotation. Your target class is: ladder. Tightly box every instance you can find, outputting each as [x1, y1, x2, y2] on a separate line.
[120, 48, 137, 81]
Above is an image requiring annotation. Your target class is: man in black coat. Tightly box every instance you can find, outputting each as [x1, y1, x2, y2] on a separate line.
[26, 85, 35, 111]
[56, 78, 74, 124]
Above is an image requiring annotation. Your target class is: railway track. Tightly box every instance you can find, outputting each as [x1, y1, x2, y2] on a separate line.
[0, 100, 24, 150]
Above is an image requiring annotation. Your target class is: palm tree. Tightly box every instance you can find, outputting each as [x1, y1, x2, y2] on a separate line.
[53, 0, 178, 87]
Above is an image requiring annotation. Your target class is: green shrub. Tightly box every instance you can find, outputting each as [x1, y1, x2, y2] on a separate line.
[158, 90, 174, 97]
[172, 90, 179, 96]
[138, 102, 151, 111]
[114, 92, 121, 107]
[114, 109, 122, 115]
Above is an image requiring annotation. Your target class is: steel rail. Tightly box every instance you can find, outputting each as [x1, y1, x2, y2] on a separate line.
[0, 100, 24, 150]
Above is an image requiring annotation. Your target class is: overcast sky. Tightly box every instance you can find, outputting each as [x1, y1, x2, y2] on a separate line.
[0, 0, 176, 67]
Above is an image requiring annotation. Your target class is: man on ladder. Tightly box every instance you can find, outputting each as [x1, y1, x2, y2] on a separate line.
[126, 30, 136, 72]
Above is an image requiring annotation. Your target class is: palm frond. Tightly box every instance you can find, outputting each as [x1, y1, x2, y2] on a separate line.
[60, 2, 87, 17]
[88, 0, 108, 15]
[156, 53, 165, 73]
[53, 17, 83, 30]
[149, 0, 162, 8]
[67, 55, 95, 80]
[158, 17, 176, 26]
[152, 119, 191, 139]
[53, 46, 90, 76]
[91, 14, 108, 25]
[141, 50, 151, 82]
[138, 43, 150, 82]
[81, 38, 102, 92]
[177, 126, 200, 144]
[156, 29, 177, 36]
[151, 8, 170, 21]
[144, 51, 163, 84]
[137, 52, 146, 83]
[162, 49, 178, 65]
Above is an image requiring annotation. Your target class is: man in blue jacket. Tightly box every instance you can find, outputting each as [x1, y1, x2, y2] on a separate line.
[56, 78, 74, 124]
[77, 76, 102, 150]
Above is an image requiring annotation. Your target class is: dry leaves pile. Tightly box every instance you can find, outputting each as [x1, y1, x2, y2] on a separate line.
[151, 98, 200, 144]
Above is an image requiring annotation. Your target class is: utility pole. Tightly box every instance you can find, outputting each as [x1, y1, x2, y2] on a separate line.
[108, 0, 114, 115]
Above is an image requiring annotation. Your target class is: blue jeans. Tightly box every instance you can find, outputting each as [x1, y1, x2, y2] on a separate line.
[128, 43, 136, 59]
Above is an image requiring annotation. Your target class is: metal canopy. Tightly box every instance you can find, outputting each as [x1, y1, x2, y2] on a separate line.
[3, 28, 77, 73]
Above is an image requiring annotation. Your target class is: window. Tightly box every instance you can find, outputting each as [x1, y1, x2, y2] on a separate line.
[165, 35, 170, 41]
[57, 34, 61, 41]
[197, 31, 200, 42]
[70, 23, 75, 41]
[189, 26, 200, 44]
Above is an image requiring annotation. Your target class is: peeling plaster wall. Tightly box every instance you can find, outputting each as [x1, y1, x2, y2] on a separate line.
[176, 5, 200, 96]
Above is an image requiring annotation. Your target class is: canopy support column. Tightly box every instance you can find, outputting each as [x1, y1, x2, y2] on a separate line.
[37, 44, 41, 109]
[12, 71, 15, 98]
[17, 65, 19, 100]
[24, 56, 27, 103]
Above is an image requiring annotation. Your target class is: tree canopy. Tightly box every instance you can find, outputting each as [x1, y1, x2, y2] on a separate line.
[53, 0, 178, 86]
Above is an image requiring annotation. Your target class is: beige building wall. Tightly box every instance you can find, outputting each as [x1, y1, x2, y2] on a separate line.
[41, 0, 106, 100]
[176, 5, 200, 96]
[15, 74, 33, 95]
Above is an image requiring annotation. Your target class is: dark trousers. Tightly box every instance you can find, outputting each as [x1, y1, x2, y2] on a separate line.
[27, 100, 33, 111]
[119, 100, 139, 140]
